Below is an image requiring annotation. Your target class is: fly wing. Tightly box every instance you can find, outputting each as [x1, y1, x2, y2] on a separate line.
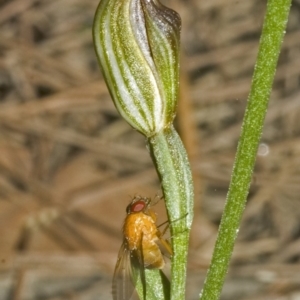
[112, 242, 135, 300]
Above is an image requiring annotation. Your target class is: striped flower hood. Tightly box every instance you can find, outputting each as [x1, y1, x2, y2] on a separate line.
[93, 0, 181, 136]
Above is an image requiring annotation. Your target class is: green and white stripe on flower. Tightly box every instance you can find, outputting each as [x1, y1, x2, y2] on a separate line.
[93, 0, 181, 136]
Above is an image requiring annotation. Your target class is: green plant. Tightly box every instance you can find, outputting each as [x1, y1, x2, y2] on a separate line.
[92, 0, 292, 299]
[93, 0, 193, 299]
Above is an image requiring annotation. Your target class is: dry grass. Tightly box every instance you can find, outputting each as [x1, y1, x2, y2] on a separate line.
[1, 0, 300, 299]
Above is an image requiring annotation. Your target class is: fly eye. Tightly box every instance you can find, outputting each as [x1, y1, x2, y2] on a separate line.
[129, 200, 146, 213]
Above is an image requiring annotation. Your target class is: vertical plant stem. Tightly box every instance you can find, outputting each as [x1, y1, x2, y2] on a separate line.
[200, 0, 292, 299]
[148, 125, 194, 300]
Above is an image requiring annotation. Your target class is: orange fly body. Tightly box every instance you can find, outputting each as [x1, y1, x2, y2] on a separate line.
[112, 196, 172, 300]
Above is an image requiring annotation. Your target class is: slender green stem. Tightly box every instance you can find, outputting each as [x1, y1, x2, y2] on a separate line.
[200, 0, 291, 299]
[148, 125, 194, 300]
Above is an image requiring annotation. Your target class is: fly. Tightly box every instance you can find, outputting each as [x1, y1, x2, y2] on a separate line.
[112, 196, 172, 300]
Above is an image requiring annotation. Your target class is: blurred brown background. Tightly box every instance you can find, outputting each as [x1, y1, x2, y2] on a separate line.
[1, 0, 300, 299]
